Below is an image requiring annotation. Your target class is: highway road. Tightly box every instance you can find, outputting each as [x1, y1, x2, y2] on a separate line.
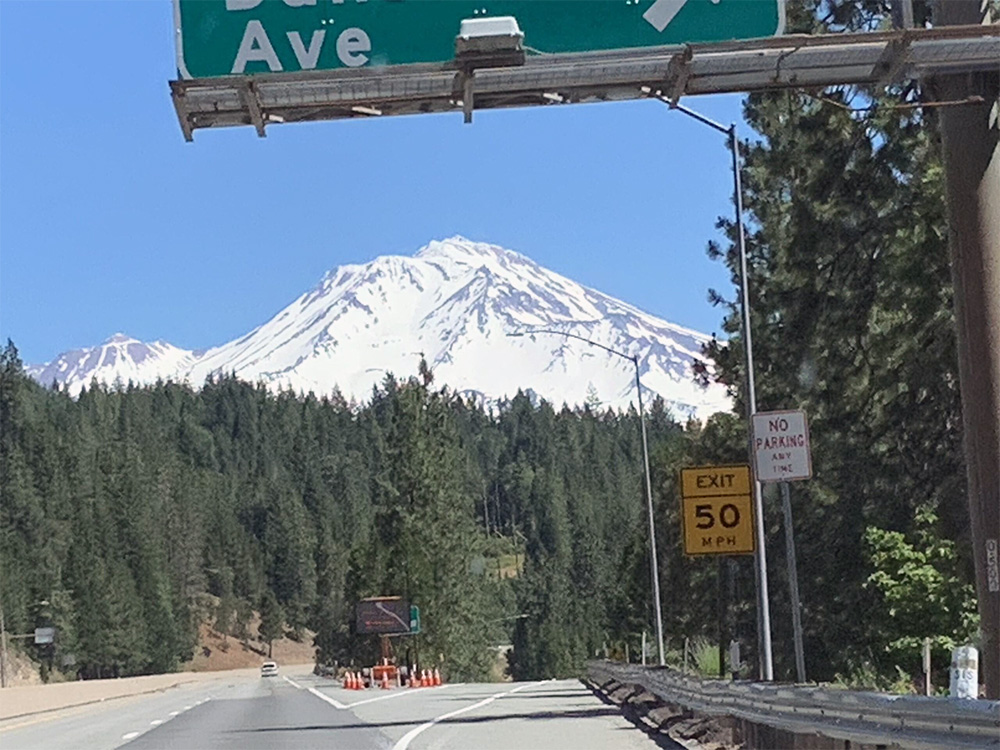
[0, 667, 684, 750]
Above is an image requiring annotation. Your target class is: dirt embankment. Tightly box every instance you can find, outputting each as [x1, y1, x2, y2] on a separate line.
[183, 620, 315, 672]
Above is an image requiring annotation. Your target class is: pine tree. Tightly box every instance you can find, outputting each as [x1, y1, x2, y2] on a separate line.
[697, 0, 971, 682]
[259, 589, 283, 658]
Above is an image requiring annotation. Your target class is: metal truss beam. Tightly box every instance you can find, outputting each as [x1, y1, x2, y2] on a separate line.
[171, 25, 999, 141]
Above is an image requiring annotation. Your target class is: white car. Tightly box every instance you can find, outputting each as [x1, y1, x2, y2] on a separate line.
[261, 661, 279, 677]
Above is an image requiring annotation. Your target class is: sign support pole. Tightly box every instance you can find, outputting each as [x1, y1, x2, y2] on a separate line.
[780, 482, 806, 683]
[717, 556, 727, 679]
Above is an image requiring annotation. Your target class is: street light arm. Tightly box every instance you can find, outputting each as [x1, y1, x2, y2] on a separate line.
[506, 328, 636, 363]
[656, 96, 730, 135]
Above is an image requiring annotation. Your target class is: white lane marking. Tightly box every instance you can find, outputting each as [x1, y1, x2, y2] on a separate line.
[169, 711, 180, 716]
[121, 732, 140, 741]
[346, 683, 458, 708]
[150, 720, 163, 726]
[308, 686, 348, 710]
[184, 705, 192, 710]
[391, 681, 545, 750]
[305, 683, 462, 710]
[282, 675, 303, 689]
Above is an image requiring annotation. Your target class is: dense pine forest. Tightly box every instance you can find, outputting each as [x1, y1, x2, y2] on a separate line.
[0, 349, 688, 682]
[0, 0, 981, 692]
[0, 330, 977, 687]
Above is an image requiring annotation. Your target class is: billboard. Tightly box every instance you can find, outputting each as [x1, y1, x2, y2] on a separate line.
[356, 597, 411, 634]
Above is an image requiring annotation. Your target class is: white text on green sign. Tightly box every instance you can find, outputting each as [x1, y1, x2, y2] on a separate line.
[175, 0, 785, 79]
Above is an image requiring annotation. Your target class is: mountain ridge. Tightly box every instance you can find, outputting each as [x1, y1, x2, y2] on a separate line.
[26, 237, 730, 420]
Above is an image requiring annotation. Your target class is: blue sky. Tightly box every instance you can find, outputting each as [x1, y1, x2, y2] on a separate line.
[1, 0, 746, 366]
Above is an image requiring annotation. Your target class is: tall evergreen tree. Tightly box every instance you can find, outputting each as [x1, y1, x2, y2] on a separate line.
[698, 0, 975, 681]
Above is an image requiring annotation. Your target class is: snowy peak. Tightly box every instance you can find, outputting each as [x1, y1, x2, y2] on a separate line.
[27, 335, 196, 395]
[27, 239, 731, 419]
[415, 236, 533, 267]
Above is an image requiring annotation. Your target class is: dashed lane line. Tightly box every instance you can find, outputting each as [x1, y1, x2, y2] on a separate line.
[122, 700, 198, 743]
[282, 676, 303, 689]
[391, 681, 546, 750]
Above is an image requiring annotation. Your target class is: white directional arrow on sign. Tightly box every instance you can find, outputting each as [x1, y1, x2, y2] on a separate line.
[643, 0, 720, 32]
[375, 601, 410, 630]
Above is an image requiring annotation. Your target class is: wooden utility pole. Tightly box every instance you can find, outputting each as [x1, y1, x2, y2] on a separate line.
[932, 0, 1000, 700]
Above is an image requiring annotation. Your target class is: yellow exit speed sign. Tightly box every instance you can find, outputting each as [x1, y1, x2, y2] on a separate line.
[679, 465, 755, 556]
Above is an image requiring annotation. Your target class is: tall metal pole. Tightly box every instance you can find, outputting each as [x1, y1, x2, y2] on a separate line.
[505, 329, 666, 666]
[731, 124, 774, 681]
[635, 355, 666, 666]
[780, 482, 806, 682]
[663, 100, 775, 680]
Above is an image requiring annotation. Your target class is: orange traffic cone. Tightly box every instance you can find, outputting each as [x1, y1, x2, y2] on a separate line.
[424, 669, 432, 687]
[381, 672, 390, 690]
[410, 667, 419, 688]
[342, 672, 350, 689]
[433, 668, 442, 686]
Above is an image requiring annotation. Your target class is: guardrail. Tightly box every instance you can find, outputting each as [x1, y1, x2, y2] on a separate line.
[588, 661, 1000, 750]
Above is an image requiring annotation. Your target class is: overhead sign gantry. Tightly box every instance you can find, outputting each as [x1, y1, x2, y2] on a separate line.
[170, 12, 999, 141]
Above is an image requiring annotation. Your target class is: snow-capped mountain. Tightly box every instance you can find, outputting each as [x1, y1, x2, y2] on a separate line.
[27, 237, 731, 420]
[27, 334, 197, 391]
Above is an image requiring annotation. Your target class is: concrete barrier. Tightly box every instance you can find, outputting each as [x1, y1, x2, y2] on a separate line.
[0, 667, 261, 721]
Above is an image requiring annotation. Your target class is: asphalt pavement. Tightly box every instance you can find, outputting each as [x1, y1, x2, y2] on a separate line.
[0, 667, 683, 750]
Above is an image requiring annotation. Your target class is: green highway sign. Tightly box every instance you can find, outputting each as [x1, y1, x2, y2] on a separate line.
[409, 604, 420, 634]
[174, 0, 785, 79]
